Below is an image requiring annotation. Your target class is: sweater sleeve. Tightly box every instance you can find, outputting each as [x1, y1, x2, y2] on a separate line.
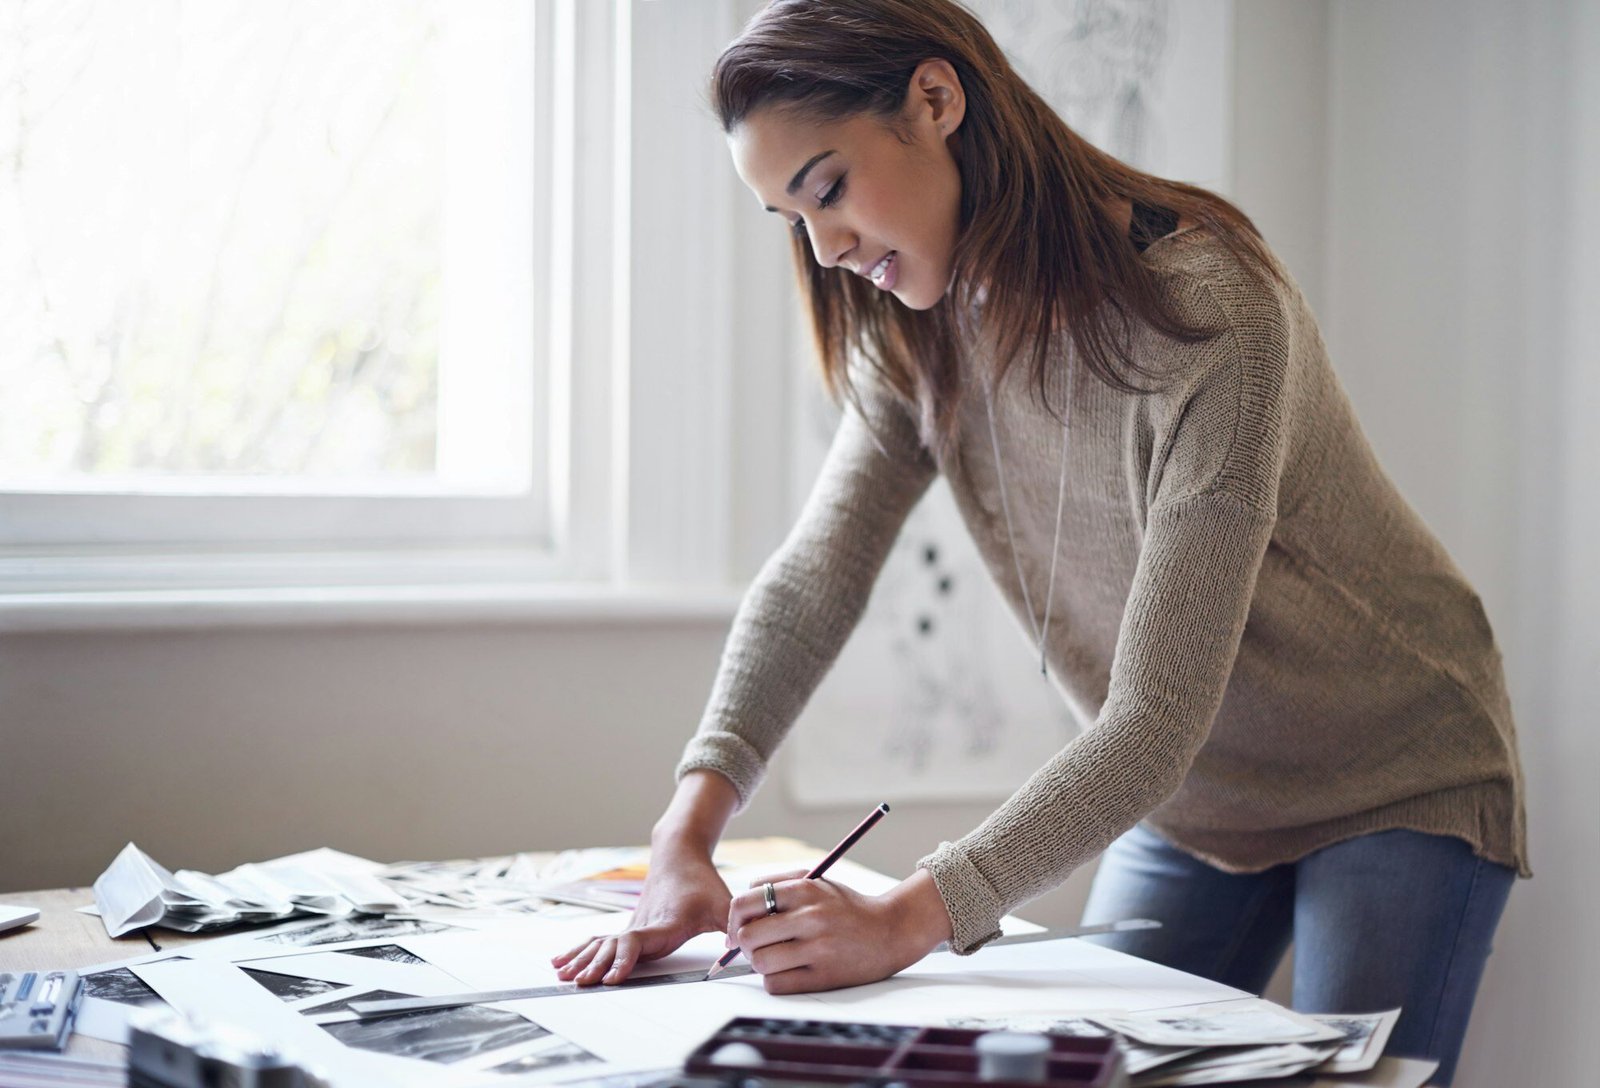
[674, 383, 938, 808]
[918, 275, 1294, 953]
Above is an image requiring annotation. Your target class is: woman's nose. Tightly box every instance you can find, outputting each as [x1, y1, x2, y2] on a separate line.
[808, 224, 855, 270]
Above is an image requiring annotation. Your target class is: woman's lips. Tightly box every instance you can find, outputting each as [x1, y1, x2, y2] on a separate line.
[867, 251, 898, 290]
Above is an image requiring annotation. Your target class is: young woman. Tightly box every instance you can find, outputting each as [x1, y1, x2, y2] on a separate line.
[552, 3, 1528, 1083]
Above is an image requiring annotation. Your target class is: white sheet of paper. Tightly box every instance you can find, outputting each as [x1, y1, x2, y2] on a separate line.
[73, 949, 194, 1044]
[390, 925, 1251, 1078]
[787, 937, 1252, 1023]
[1312, 1007, 1401, 1074]
[92, 843, 176, 937]
[1090, 997, 1346, 1046]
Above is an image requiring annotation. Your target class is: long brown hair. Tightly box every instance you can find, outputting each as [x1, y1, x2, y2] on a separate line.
[710, 0, 1287, 452]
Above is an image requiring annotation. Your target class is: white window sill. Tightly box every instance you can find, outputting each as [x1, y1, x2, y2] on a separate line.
[0, 583, 745, 633]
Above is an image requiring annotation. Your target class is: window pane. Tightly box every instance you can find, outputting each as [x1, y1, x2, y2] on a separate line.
[0, 1, 530, 494]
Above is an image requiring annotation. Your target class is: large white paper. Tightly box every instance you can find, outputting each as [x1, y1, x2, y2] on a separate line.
[396, 925, 1250, 1075]
[132, 952, 657, 1087]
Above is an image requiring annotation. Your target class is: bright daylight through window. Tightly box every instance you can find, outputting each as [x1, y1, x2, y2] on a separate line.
[0, 2, 543, 545]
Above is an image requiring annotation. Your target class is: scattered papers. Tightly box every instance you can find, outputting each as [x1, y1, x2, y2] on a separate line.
[1135, 1041, 1342, 1086]
[952, 1002, 1403, 1086]
[72, 842, 1407, 1088]
[1316, 1009, 1401, 1074]
[91, 844, 407, 938]
[507, 848, 649, 911]
[92, 844, 179, 938]
[1091, 999, 1347, 1047]
[89, 844, 634, 940]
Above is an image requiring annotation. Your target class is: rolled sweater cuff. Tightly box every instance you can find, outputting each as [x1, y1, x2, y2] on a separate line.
[916, 841, 1005, 955]
[674, 732, 768, 811]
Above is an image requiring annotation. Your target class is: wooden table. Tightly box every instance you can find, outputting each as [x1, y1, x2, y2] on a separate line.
[0, 842, 1439, 1086]
[0, 838, 829, 1062]
[1, 886, 205, 1060]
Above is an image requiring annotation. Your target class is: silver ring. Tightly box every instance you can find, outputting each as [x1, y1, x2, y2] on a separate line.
[763, 882, 779, 916]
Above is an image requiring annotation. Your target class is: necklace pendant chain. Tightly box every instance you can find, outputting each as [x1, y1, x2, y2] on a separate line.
[983, 347, 1074, 678]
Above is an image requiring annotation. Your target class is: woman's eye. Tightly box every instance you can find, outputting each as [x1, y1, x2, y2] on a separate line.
[790, 176, 845, 237]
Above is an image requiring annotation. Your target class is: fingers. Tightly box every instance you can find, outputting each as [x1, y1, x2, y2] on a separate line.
[550, 934, 601, 979]
[728, 876, 821, 939]
[571, 936, 618, 986]
[603, 931, 645, 985]
[551, 937, 594, 968]
[762, 964, 820, 996]
[736, 906, 823, 955]
[746, 868, 810, 889]
[746, 930, 821, 976]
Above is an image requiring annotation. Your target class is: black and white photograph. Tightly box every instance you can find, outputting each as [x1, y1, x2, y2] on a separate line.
[334, 942, 430, 965]
[254, 916, 456, 948]
[320, 1004, 584, 1067]
[239, 967, 345, 1003]
[486, 1037, 605, 1076]
[1316, 1010, 1401, 1074]
[79, 967, 166, 1008]
[1090, 1003, 1344, 1048]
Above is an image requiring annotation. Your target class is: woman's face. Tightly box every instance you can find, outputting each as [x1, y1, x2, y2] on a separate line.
[726, 60, 966, 311]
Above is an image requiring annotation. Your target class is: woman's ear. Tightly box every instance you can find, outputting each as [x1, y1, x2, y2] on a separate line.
[907, 57, 966, 140]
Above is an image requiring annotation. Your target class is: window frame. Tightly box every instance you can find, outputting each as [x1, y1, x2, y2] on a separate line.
[0, 0, 760, 611]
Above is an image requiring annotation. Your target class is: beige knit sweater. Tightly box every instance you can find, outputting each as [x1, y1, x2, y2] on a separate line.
[675, 223, 1530, 955]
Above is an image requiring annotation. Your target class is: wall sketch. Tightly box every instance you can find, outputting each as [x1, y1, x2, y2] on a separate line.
[788, 0, 1233, 808]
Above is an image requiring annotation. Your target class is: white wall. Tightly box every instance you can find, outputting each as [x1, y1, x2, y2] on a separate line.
[2, 3, 1593, 1084]
[1319, 2, 1598, 1084]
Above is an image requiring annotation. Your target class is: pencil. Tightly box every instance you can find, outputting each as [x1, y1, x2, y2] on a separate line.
[705, 802, 891, 980]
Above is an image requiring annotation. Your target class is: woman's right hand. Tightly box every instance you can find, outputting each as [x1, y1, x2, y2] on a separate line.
[550, 849, 732, 986]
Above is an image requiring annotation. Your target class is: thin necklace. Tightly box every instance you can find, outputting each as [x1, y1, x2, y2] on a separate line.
[983, 344, 1074, 677]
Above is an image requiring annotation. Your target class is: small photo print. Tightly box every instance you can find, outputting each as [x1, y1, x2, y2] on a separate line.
[321, 1005, 573, 1066]
[1322, 1015, 1376, 1058]
[80, 956, 191, 1008]
[257, 916, 455, 948]
[335, 943, 428, 966]
[488, 1037, 603, 1075]
[240, 968, 346, 1003]
[80, 967, 164, 1007]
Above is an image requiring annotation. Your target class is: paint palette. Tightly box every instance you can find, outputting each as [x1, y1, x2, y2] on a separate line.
[683, 1017, 1128, 1088]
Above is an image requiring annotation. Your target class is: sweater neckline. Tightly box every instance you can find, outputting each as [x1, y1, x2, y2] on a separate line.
[1139, 221, 1208, 258]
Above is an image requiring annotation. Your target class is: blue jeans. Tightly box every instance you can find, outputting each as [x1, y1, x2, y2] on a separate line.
[1079, 824, 1515, 1087]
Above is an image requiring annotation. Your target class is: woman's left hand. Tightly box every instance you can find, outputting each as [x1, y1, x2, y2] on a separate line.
[726, 867, 955, 994]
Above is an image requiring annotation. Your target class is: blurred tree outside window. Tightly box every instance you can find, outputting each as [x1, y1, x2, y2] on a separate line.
[0, 0, 534, 498]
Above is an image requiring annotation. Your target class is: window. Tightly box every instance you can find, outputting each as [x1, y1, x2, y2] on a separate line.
[1, 1, 762, 608]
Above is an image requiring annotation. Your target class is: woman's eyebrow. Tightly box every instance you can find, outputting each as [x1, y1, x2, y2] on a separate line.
[762, 150, 837, 212]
